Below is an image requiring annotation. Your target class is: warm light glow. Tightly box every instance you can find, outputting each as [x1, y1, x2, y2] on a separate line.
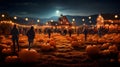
[25, 18, 28, 21]
[115, 15, 118, 18]
[89, 21, 92, 23]
[65, 26, 68, 29]
[46, 22, 48, 25]
[111, 21, 113, 23]
[88, 16, 91, 19]
[14, 16, 17, 19]
[61, 21, 62, 24]
[72, 26, 75, 29]
[83, 23, 85, 25]
[37, 19, 40, 22]
[2, 14, 5, 17]
[51, 20, 53, 22]
[82, 18, 85, 22]
[72, 18, 75, 22]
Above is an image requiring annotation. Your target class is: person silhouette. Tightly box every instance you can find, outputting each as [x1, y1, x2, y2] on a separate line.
[27, 26, 35, 50]
[63, 29, 67, 36]
[68, 28, 73, 37]
[83, 26, 88, 41]
[47, 28, 52, 38]
[98, 26, 103, 38]
[11, 24, 19, 53]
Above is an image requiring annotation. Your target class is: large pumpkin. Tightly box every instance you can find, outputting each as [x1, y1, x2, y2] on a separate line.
[18, 49, 40, 63]
[86, 45, 100, 58]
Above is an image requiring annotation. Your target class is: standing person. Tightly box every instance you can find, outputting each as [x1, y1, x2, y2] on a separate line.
[83, 26, 88, 41]
[68, 27, 73, 37]
[98, 26, 103, 38]
[77, 27, 80, 36]
[11, 24, 19, 53]
[27, 26, 35, 50]
[63, 29, 67, 36]
[47, 28, 52, 38]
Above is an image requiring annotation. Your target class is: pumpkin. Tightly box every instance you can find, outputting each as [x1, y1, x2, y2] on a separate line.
[0, 35, 5, 40]
[110, 59, 115, 62]
[118, 59, 120, 63]
[71, 36, 78, 41]
[6, 39, 12, 45]
[108, 45, 118, 53]
[101, 43, 110, 50]
[1, 39, 7, 44]
[8, 35, 12, 39]
[86, 45, 100, 58]
[2, 48, 12, 54]
[19, 38, 26, 43]
[66, 36, 73, 42]
[71, 41, 79, 47]
[5, 56, 19, 63]
[40, 43, 54, 51]
[19, 34, 23, 37]
[49, 40, 56, 48]
[38, 38, 44, 42]
[100, 49, 110, 56]
[18, 49, 40, 63]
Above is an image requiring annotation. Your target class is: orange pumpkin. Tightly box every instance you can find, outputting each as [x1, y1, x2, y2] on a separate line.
[18, 49, 40, 63]
[5, 56, 19, 63]
[40, 43, 55, 51]
[71, 41, 79, 47]
[101, 43, 110, 49]
[100, 50, 110, 56]
[2, 48, 12, 54]
[108, 45, 118, 53]
[38, 38, 44, 42]
[49, 40, 56, 47]
[86, 45, 100, 58]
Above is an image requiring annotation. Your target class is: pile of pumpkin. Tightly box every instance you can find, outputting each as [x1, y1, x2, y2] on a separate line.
[34, 34, 57, 51]
[85, 43, 120, 63]
[66, 35, 85, 48]
[2, 49, 40, 63]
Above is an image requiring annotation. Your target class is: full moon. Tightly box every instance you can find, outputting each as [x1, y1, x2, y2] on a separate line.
[56, 10, 60, 14]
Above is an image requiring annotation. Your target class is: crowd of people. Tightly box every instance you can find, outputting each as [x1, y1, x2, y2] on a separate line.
[10, 24, 109, 53]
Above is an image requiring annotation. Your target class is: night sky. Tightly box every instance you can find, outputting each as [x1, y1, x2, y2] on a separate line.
[0, 0, 119, 18]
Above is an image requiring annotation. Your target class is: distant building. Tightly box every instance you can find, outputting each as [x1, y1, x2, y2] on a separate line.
[58, 14, 72, 29]
[45, 14, 73, 29]
[0, 13, 13, 34]
[96, 14, 120, 31]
